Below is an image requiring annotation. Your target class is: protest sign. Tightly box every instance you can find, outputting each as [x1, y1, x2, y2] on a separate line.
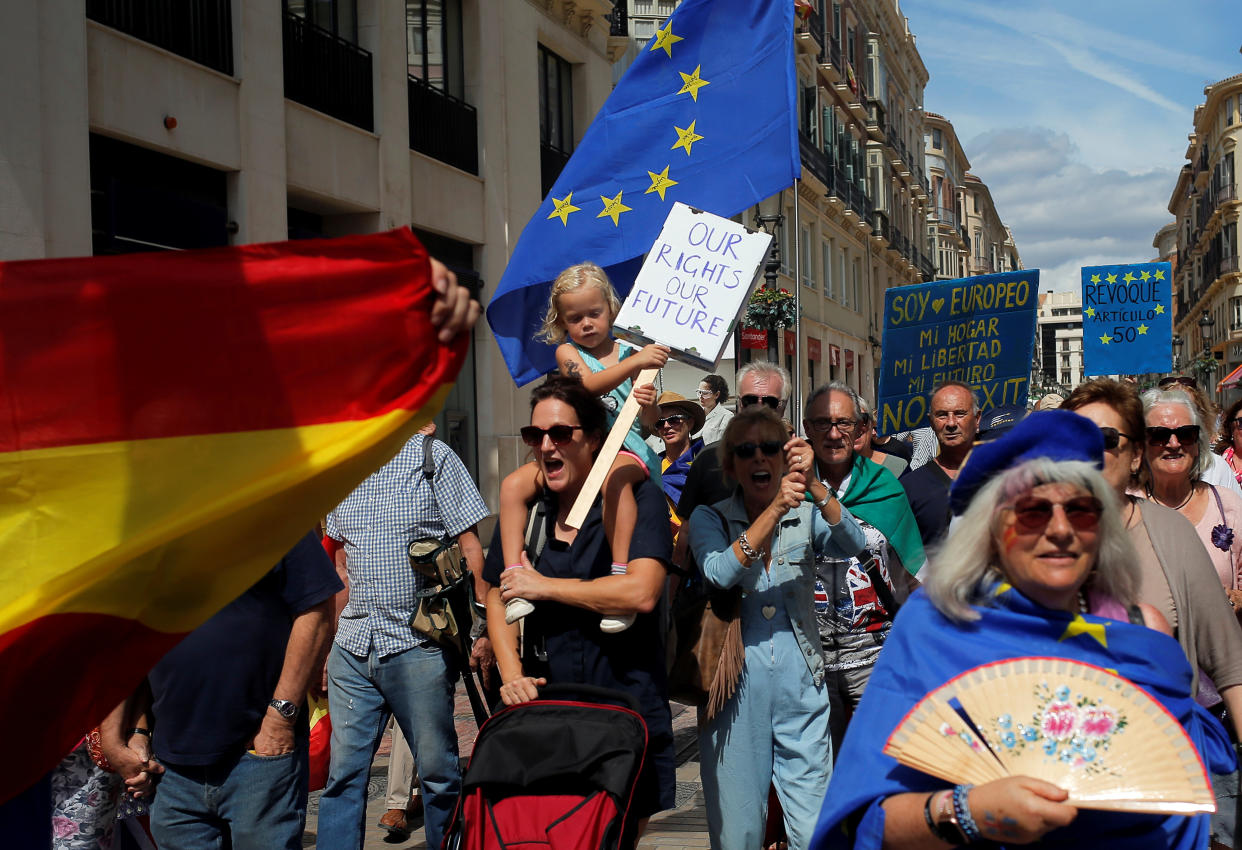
[877, 270, 1038, 435]
[1080, 262, 1172, 377]
[613, 203, 771, 370]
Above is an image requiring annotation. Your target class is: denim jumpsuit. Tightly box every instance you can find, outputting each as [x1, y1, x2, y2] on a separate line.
[688, 492, 865, 850]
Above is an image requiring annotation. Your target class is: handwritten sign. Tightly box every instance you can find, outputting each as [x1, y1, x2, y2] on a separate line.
[1081, 262, 1172, 377]
[878, 270, 1039, 435]
[613, 203, 771, 371]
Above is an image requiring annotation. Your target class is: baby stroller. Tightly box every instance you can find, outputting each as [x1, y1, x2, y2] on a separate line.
[443, 684, 648, 850]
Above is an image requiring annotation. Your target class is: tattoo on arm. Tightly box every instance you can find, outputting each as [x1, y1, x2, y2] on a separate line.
[981, 811, 1021, 839]
[564, 360, 581, 378]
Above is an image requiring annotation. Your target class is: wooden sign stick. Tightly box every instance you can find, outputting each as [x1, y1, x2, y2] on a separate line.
[565, 367, 659, 530]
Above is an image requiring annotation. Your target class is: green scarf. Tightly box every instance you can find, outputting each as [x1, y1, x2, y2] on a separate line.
[834, 453, 926, 576]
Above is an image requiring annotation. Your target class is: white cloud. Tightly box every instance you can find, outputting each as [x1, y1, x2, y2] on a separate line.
[967, 127, 1179, 291]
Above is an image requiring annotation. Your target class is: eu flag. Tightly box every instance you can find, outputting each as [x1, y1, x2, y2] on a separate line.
[487, 0, 799, 385]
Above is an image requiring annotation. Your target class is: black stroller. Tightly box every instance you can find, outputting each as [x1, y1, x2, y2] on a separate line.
[443, 684, 649, 850]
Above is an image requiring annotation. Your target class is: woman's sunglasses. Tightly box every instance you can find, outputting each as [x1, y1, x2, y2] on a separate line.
[731, 440, 783, 459]
[740, 394, 781, 409]
[520, 424, 583, 447]
[1158, 376, 1199, 390]
[1146, 425, 1199, 446]
[1010, 496, 1104, 533]
[1098, 427, 1134, 451]
[655, 414, 687, 430]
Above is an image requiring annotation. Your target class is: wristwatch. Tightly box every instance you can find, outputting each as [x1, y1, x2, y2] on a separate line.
[269, 698, 300, 720]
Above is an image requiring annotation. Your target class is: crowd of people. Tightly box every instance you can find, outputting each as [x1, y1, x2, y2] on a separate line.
[49, 257, 1242, 850]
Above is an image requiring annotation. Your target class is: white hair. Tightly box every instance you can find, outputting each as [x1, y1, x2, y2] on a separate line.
[1140, 388, 1212, 480]
[736, 360, 792, 401]
[924, 458, 1138, 622]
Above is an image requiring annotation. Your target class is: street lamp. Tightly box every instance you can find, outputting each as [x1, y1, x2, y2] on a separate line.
[1197, 309, 1218, 388]
[752, 211, 785, 289]
[1172, 334, 1184, 372]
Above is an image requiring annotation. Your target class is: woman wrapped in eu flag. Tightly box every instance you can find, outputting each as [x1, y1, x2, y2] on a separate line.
[810, 410, 1236, 849]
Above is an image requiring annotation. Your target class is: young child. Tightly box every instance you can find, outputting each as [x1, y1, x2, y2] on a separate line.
[499, 262, 669, 633]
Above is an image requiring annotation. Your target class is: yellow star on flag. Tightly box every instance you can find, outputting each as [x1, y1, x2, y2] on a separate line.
[1099, 334, 1111, 345]
[1089, 274, 1101, 284]
[1085, 307, 1096, 318]
[1154, 304, 1166, 314]
[1140, 270, 1151, 281]
[672, 120, 704, 156]
[546, 192, 581, 226]
[1060, 614, 1108, 647]
[1122, 271, 1135, 283]
[677, 65, 711, 101]
[1106, 273, 1118, 284]
[645, 165, 678, 201]
[1154, 269, 1166, 280]
[597, 190, 632, 226]
[650, 21, 683, 57]
[1138, 323, 1149, 335]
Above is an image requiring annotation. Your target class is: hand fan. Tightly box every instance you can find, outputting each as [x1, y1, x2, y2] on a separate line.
[883, 656, 1214, 814]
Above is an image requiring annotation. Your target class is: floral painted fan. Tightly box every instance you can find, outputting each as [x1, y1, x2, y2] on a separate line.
[883, 657, 1214, 815]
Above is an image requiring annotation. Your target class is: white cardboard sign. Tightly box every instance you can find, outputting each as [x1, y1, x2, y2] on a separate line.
[613, 203, 772, 371]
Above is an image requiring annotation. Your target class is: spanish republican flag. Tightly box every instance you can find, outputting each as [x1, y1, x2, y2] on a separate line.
[0, 228, 466, 802]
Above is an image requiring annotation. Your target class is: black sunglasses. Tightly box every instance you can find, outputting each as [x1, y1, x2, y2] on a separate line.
[1146, 425, 1199, 446]
[1010, 496, 1104, 533]
[732, 440, 783, 459]
[740, 394, 782, 410]
[655, 414, 687, 430]
[1158, 376, 1199, 390]
[520, 424, 583, 447]
[1098, 426, 1134, 451]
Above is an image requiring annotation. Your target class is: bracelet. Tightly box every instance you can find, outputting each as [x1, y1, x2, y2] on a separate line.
[922, 792, 938, 835]
[127, 727, 151, 738]
[952, 784, 982, 842]
[813, 489, 834, 509]
[925, 790, 967, 845]
[737, 531, 765, 562]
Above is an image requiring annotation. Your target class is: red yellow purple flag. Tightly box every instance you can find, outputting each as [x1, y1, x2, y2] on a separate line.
[0, 228, 466, 802]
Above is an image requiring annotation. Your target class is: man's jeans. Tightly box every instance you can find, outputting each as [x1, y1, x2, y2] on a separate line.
[149, 747, 308, 850]
[317, 642, 460, 850]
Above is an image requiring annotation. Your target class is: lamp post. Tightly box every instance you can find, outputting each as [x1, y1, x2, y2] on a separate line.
[749, 209, 791, 417]
[1198, 310, 1217, 393]
[1172, 334, 1184, 372]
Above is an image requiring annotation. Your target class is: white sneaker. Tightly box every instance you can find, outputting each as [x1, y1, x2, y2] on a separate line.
[600, 613, 635, 633]
[504, 597, 535, 624]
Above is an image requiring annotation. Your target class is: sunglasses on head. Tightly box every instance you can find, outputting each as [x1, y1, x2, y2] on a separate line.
[1158, 376, 1199, 390]
[1146, 425, 1199, 446]
[1010, 496, 1104, 533]
[655, 414, 687, 430]
[731, 440, 783, 459]
[741, 394, 782, 410]
[520, 424, 583, 447]
[1098, 426, 1134, 451]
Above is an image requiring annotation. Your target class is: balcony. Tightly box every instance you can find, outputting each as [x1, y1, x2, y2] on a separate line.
[408, 75, 478, 175]
[819, 35, 844, 87]
[800, 132, 830, 189]
[1219, 182, 1238, 210]
[606, 3, 627, 37]
[931, 205, 958, 229]
[541, 143, 571, 198]
[968, 256, 992, 274]
[918, 252, 935, 281]
[870, 209, 890, 244]
[865, 99, 886, 142]
[283, 12, 373, 131]
[796, 7, 824, 58]
[87, 0, 233, 75]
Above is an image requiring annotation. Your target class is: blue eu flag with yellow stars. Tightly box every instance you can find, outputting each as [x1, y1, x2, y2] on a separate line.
[1080, 261, 1173, 378]
[486, 0, 799, 385]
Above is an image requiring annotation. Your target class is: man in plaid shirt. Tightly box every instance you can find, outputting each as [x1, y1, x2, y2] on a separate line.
[317, 430, 489, 850]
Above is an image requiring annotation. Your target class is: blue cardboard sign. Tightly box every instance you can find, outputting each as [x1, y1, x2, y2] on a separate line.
[1080, 263, 1172, 377]
[878, 271, 1038, 435]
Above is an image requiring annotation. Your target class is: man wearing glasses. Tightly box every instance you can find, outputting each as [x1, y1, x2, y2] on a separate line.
[802, 382, 925, 754]
[900, 381, 981, 550]
[675, 360, 793, 521]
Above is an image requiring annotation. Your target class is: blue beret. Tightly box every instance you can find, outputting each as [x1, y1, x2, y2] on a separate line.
[949, 410, 1104, 515]
[976, 405, 1028, 441]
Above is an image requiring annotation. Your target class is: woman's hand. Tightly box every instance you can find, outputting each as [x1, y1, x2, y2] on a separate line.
[784, 437, 815, 477]
[966, 777, 1077, 843]
[768, 470, 807, 519]
[499, 676, 547, 706]
[499, 555, 549, 602]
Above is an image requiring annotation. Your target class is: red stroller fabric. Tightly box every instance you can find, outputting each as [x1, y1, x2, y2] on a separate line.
[445, 686, 648, 850]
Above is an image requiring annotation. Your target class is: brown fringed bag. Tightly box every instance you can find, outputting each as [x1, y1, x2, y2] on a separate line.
[667, 508, 746, 721]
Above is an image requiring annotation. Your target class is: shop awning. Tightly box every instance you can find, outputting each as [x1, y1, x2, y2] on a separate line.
[1218, 363, 1242, 391]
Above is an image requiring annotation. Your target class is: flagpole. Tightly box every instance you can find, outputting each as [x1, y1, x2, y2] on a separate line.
[792, 182, 802, 431]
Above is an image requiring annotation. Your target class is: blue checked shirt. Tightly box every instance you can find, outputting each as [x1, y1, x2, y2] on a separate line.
[326, 435, 489, 658]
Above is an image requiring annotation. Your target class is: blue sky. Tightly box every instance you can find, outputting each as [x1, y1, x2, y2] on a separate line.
[900, 1, 1240, 292]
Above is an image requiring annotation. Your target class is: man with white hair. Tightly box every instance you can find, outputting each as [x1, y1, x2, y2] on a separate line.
[900, 381, 980, 550]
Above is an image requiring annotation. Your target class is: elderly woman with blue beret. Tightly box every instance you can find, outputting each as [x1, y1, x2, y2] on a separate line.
[811, 410, 1235, 850]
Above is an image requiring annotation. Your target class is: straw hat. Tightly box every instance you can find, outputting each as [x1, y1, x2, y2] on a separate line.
[656, 391, 706, 433]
